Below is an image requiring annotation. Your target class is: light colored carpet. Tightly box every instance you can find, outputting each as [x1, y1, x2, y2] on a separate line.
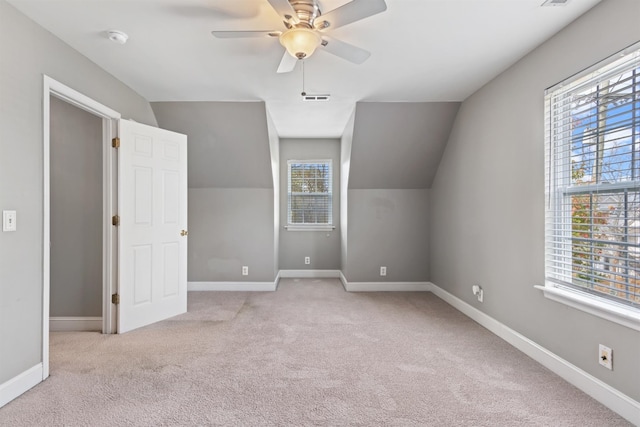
[0, 278, 631, 426]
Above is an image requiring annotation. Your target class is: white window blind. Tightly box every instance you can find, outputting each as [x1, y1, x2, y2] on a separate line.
[545, 42, 640, 309]
[287, 160, 332, 226]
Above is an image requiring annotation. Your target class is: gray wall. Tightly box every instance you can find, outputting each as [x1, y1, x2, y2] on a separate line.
[150, 102, 273, 189]
[50, 96, 102, 317]
[151, 102, 277, 283]
[349, 102, 460, 189]
[188, 188, 275, 282]
[279, 139, 341, 270]
[430, 0, 640, 402]
[0, 0, 157, 384]
[343, 102, 448, 282]
[347, 189, 429, 282]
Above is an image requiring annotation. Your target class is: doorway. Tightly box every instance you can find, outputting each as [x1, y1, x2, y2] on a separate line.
[43, 76, 120, 380]
[42, 76, 189, 380]
[49, 96, 103, 331]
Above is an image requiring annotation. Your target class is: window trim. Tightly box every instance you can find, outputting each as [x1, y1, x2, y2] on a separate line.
[286, 159, 333, 230]
[540, 41, 640, 329]
[535, 283, 640, 332]
[284, 224, 335, 232]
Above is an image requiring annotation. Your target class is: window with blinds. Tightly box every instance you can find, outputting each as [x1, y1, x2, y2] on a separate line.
[545, 42, 640, 309]
[287, 160, 332, 226]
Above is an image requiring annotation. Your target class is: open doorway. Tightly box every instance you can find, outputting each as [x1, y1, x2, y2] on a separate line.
[42, 76, 189, 379]
[49, 96, 103, 332]
[42, 76, 121, 380]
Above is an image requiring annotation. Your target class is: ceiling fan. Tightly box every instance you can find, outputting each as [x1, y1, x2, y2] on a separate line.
[211, 0, 387, 73]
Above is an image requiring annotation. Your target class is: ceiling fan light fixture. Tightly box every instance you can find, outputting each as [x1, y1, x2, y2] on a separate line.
[279, 28, 321, 60]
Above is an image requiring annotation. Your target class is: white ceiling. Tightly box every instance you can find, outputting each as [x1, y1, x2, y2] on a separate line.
[8, 0, 601, 138]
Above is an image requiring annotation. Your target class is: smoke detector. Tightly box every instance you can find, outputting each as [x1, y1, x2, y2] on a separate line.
[107, 30, 128, 44]
[541, 0, 570, 6]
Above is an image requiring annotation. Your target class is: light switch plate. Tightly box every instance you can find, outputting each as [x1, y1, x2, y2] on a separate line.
[3, 210, 16, 232]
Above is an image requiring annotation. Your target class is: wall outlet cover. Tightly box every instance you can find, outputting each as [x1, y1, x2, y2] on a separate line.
[598, 344, 612, 370]
[3, 210, 17, 232]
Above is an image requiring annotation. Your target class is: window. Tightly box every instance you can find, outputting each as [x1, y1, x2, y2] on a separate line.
[287, 160, 333, 229]
[544, 43, 640, 325]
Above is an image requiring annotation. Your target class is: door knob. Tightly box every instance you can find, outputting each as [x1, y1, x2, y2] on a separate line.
[180, 229, 188, 236]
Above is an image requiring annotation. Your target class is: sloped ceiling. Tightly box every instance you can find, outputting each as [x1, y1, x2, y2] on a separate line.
[151, 102, 273, 188]
[349, 102, 460, 189]
[7, 0, 602, 138]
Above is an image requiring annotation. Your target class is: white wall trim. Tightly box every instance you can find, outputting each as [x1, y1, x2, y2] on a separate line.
[0, 364, 43, 408]
[340, 271, 431, 292]
[188, 281, 277, 292]
[429, 282, 640, 425]
[279, 269, 341, 278]
[49, 317, 103, 332]
[274, 270, 281, 290]
[535, 284, 640, 332]
[345, 282, 432, 292]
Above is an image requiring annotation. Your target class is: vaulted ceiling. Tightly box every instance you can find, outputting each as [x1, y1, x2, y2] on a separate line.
[7, 0, 602, 190]
[8, 0, 601, 138]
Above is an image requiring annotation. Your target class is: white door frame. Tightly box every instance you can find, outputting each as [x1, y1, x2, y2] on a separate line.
[42, 75, 121, 379]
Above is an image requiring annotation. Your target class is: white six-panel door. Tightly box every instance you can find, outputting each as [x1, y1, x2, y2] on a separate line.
[117, 120, 187, 333]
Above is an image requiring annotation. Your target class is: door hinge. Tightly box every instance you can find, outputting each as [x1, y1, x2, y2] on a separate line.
[112, 137, 120, 149]
[111, 293, 120, 305]
[112, 215, 120, 226]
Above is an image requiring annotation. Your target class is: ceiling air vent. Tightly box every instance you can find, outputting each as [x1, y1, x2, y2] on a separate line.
[302, 94, 331, 102]
[541, 0, 570, 6]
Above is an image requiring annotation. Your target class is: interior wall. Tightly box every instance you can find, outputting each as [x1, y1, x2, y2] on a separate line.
[151, 101, 276, 283]
[279, 138, 341, 270]
[188, 188, 275, 282]
[346, 189, 429, 282]
[49, 96, 102, 317]
[0, 0, 157, 385]
[429, 0, 640, 402]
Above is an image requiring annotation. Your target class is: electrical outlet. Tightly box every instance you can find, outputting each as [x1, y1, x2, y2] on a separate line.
[304, 256, 310, 265]
[380, 266, 387, 276]
[242, 266, 248, 276]
[598, 344, 612, 370]
[472, 285, 484, 302]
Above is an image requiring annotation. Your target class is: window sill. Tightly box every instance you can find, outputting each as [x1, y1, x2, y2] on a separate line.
[285, 225, 335, 232]
[534, 283, 640, 332]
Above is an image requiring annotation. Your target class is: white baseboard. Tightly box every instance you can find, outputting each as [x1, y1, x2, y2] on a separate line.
[49, 317, 102, 332]
[0, 364, 43, 408]
[345, 282, 432, 292]
[428, 282, 640, 426]
[279, 269, 341, 278]
[188, 281, 277, 291]
[340, 271, 431, 292]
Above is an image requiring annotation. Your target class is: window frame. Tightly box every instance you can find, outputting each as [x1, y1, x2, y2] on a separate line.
[540, 42, 640, 331]
[286, 159, 334, 232]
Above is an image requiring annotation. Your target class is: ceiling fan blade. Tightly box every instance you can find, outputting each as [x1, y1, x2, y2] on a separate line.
[320, 36, 370, 64]
[211, 30, 280, 39]
[277, 51, 298, 73]
[316, 0, 386, 30]
[267, 0, 300, 24]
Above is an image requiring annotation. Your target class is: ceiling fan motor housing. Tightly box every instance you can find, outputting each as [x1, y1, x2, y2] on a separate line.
[286, 0, 323, 29]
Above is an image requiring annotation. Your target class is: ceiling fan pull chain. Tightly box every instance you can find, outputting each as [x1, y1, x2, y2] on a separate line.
[301, 60, 306, 96]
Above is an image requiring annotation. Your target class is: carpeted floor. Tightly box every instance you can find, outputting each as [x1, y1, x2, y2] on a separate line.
[0, 278, 631, 426]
